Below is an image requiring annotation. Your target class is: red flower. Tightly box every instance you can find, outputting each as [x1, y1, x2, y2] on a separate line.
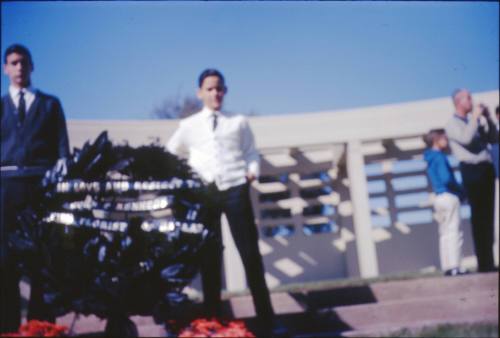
[1, 320, 68, 337]
[178, 318, 255, 338]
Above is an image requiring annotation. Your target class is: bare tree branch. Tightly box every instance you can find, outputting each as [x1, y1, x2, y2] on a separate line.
[152, 95, 202, 119]
[152, 94, 258, 119]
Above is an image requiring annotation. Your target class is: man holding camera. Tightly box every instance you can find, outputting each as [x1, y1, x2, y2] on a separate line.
[445, 89, 498, 273]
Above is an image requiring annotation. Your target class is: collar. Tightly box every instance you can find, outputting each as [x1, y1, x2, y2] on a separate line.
[200, 106, 222, 119]
[9, 85, 36, 98]
[453, 113, 468, 123]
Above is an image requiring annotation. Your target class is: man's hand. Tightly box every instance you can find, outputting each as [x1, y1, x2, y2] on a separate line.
[246, 173, 256, 182]
[55, 158, 68, 177]
[472, 104, 485, 120]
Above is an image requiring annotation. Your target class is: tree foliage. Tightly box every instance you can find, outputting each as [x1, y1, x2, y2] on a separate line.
[153, 95, 202, 119]
[152, 94, 258, 119]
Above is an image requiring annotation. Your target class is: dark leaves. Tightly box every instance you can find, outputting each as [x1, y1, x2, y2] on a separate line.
[11, 130, 212, 325]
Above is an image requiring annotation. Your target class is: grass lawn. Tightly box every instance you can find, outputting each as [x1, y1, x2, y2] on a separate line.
[387, 322, 499, 338]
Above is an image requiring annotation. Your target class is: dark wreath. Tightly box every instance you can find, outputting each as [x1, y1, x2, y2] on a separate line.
[9, 131, 214, 335]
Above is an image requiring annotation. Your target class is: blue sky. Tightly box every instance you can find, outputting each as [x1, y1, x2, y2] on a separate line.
[1, 1, 499, 120]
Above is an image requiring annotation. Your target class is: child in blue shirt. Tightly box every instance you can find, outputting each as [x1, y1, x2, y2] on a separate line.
[424, 129, 467, 276]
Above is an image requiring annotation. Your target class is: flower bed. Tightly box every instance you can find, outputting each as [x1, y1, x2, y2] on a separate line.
[178, 318, 255, 338]
[1, 320, 68, 337]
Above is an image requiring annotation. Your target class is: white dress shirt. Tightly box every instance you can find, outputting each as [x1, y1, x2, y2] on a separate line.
[9, 85, 36, 112]
[167, 107, 260, 190]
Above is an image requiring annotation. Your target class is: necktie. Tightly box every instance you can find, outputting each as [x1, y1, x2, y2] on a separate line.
[212, 113, 218, 131]
[18, 91, 26, 124]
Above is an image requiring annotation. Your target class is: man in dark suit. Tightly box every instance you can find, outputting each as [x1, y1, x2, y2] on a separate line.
[1, 44, 70, 332]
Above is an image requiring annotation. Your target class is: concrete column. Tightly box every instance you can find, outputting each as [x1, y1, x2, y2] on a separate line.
[346, 140, 379, 278]
[221, 215, 247, 292]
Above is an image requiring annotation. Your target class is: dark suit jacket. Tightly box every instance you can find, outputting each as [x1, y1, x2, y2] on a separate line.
[1, 90, 71, 323]
[1, 90, 70, 263]
[1, 90, 70, 170]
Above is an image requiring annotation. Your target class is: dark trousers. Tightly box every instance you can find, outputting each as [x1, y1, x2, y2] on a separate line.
[459, 162, 496, 272]
[200, 182, 274, 324]
[1, 177, 53, 333]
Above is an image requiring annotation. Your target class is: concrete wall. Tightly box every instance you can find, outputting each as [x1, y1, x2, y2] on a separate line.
[68, 90, 499, 148]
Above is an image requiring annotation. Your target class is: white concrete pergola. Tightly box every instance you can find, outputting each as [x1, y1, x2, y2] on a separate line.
[68, 90, 499, 289]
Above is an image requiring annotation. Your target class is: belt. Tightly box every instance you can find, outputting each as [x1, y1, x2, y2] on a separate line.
[459, 161, 492, 167]
[1, 165, 50, 178]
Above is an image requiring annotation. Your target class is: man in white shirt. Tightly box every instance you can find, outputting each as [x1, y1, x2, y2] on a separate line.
[167, 69, 275, 330]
